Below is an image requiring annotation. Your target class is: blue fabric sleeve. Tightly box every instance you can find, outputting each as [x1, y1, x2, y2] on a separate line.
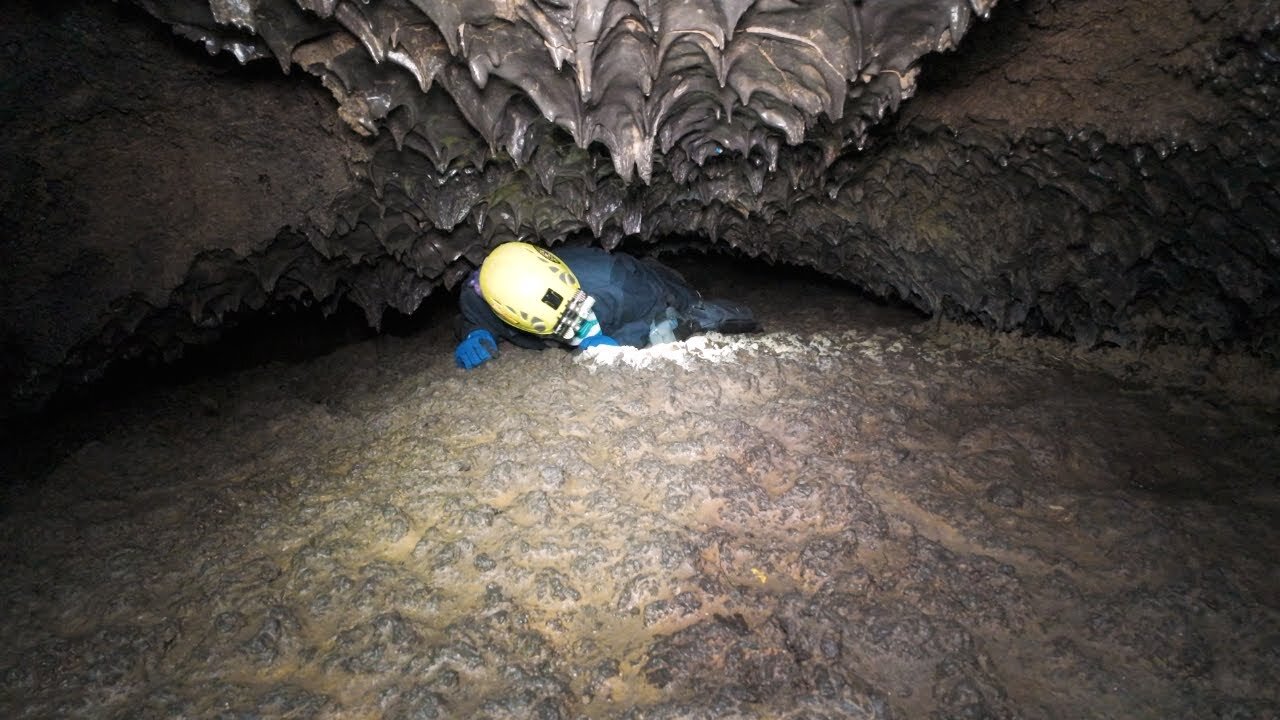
[608, 316, 658, 347]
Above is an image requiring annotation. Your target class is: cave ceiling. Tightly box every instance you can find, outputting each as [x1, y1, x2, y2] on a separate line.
[1, 0, 1278, 415]
[134, 0, 1001, 254]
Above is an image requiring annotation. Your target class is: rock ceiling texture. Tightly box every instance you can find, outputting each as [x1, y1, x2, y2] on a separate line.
[1, 0, 1278, 415]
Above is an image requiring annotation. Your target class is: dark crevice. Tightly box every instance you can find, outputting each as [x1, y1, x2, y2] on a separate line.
[0, 296, 439, 499]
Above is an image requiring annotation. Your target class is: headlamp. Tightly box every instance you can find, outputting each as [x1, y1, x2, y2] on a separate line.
[553, 291, 596, 341]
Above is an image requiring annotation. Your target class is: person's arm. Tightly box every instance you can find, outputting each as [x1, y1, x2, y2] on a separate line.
[603, 317, 654, 347]
[455, 287, 552, 369]
[458, 288, 546, 350]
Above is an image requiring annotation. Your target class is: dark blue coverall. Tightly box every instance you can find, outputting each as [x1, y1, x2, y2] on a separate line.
[459, 247, 702, 348]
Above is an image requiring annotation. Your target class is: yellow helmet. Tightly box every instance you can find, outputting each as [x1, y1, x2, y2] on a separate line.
[478, 242, 596, 340]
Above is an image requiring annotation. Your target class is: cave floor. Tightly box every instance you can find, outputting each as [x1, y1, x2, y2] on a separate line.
[2, 262, 1278, 720]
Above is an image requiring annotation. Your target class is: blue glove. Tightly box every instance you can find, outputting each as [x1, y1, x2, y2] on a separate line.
[578, 334, 619, 350]
[455, 329, 498, 369]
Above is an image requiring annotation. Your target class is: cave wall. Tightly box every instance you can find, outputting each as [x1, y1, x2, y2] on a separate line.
[819, 0, 1280, 349]
[0, 1, 363, 412]
[1, 0, 1277, 417]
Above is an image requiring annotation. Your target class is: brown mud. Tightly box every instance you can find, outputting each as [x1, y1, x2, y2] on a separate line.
[1, 259, 1277, 719]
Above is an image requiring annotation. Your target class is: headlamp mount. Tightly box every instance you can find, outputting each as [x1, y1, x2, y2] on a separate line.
[553, 290, 595, 341]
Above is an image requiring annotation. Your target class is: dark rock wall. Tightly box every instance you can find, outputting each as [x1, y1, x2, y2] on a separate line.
[2, 0, 1278, 415]
[0, 2, 361, 412]
[853, 0, 1280, 349]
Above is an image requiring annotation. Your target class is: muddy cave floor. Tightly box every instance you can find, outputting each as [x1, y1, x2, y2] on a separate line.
[2, 258, 1279, 720]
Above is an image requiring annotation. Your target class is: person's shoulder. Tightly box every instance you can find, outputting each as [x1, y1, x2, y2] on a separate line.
[558, 246, 623, 272]
[556, 245, 611, 261]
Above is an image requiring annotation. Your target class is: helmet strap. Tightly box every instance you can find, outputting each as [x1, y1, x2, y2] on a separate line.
[565, 311, 601, 347]
[554, 291, 596, 341]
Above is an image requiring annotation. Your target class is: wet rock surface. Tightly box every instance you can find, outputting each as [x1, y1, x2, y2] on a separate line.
[0, 1, 363, 412]
[2, 261, 1277, 719]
